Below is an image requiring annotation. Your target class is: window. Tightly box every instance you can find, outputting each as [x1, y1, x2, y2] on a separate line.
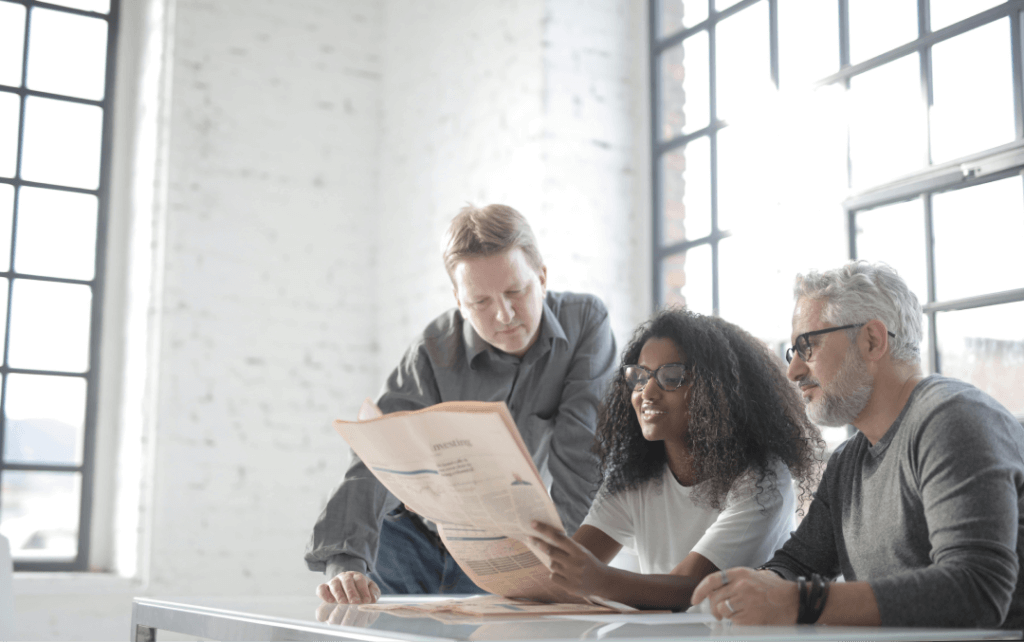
[0, 0, 119, 571]
[651, 0, 1024, 430]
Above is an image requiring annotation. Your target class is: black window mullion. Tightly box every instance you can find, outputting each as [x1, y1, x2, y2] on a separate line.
[649, 0, 663, 308]
[923, 192, 939, 374]
[919, 0, 934, 167]
[768, 0, 779, 89]
[1012, 6, 1024, 140]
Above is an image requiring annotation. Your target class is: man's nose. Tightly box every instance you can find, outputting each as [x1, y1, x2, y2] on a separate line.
[786, 353, 806, 382]
[495, 296, 514, 324]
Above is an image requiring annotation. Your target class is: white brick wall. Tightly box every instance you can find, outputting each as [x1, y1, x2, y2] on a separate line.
[13, 0, 650, 638]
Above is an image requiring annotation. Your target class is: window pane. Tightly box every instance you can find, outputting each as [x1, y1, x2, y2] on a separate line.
[715, 0, 742, 11]
[719, 236, 793, 344]
[715, 1, 770, 124]
[937, 302, 1024, 416]
[849, 54, 926, 188]
[20, 96, 103, 189]
[0, 1, 26, 87]
[4, 374, 86, 465]
[15, 187, 98, 280]
[0, 91, 18, 178]
[659, 0, 709, 35]
[662, 244, 712, 315]
[854, 198, 928, 305]
[930, 20, 1014, 164]
[661, 137, 711, 245]
[26, 8, 109, 101]
[932, 177, 1024, 302]
[849, 0, 917, 65]
[930, 0, 1004, 32]
[8, 280, 92, 372]
[778, 0, 839, 90]
[660, 31, 710, 139]
[37, 0, 109, 13]
[0, 184, 12, 270]
[0, 470, 81, 561]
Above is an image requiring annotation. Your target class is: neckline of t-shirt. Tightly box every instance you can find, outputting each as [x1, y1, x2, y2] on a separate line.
[866, 374, 939, 458]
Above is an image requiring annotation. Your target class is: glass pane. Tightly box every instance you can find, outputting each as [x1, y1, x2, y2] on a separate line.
[8, 279, 92, 372]
[660, 31, 710, 139]
[26, 8, 108, 101]
[662, 244, 712, 315]
[0, 1, 26, 87]
[930, 20, 1014, 164]
[37, 0, 109, 13]
[778, 0, 839, 90]
[0, 91, 18, 178]
[0, 184, 12, 269]
[933, 176, 1024, 302]
[716, 1, 770, 124]
[849, 0, 917, 65]
[849, 54, 926, 188]
[937, 302, 1024, 416]
[661, 137, 711, 245]
[20, 96, 103, 189]
[854, 198, 928, 305]
[0, 470, 80, 561]
[930, 0, 1004, 32]
[659, 0, 709, 35]
[4, 374, 86, 465]
[15, 186, 98, 280]
[715, 0, 742, 11]
[718, 236, 793, 344]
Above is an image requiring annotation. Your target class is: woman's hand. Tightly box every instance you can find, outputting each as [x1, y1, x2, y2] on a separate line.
[690, 567, 798, 624]
[529, 521, 611, 597]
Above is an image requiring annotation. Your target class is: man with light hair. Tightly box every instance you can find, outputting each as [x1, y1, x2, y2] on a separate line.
[693, 261, 1024, 629]
[306, 204, 617, 604]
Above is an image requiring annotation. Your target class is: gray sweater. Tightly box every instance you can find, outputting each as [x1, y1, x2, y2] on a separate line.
[765, 376, 1024, 628]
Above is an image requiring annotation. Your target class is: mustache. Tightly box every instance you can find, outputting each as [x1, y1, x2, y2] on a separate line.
[798, 377, 820, 390]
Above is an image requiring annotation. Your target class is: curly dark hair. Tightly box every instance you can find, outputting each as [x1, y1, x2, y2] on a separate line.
[595, 307, 822, 511]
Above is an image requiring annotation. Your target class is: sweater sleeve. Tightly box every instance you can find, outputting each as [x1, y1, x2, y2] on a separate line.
[869, 396, 1023, 627]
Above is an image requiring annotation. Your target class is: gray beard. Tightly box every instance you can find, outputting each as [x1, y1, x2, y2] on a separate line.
[807, 344, 874, 427]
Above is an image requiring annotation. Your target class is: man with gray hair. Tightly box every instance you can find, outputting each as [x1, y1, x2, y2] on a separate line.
[306, 204, 617, 605]
[693, 261, 1024, 629]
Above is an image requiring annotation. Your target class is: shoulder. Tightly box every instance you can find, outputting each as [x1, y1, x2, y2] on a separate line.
[903, 376, 1023, 457]
[545, 291, 609, 322]
[403, 307, 465, 368]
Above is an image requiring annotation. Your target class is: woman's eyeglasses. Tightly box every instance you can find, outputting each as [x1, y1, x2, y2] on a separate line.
[622, 363, 687, 391]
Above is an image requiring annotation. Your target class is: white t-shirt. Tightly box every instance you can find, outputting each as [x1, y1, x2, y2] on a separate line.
[581, 461, 796, 575]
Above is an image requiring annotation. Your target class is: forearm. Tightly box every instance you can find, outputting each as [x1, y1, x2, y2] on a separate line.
[591, 567, 703, 610]
[818, 581, 880, 626]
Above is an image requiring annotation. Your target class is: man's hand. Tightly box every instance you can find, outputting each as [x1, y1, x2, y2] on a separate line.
[529, 521, 610, 597]
[691, 567, 799, 625]
[316, 571, 381, 605]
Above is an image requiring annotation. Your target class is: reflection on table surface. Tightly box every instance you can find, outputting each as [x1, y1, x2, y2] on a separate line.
[133, 595, 1021, 641]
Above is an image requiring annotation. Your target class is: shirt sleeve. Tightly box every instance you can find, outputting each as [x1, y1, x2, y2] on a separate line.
[762, 453, 843, 582]
[303, 342, 439, 575]
[522, 301, 617, 534]
[581, 485, 637, 551]
[868, 398, 1023, 627]
[691, 466, 796, 571]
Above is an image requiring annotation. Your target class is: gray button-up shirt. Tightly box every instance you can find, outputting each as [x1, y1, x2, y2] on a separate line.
[305, 291, 618, 576]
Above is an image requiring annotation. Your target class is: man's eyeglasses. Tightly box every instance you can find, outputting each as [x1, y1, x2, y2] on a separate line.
[623, 363, 688, 391]
[785, 323, 897, 364]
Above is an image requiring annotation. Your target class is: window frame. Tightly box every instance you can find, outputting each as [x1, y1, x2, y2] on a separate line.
[0, 0, 121, 572]
[650, 0, 1024, 414]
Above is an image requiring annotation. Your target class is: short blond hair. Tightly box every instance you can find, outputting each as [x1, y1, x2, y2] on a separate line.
[442, 204, 544, 280]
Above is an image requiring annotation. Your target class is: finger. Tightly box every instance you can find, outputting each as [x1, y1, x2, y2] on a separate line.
[368, 579, 381, 603]
[329, 577, 351, 604]
[317, 582, 337, 604]
[352, 574, 375, 603]
[531, 521, 569, 542]
[340, 573, 370, 604]
[315, 601, 335, 622]
[691, 573, 718, 604]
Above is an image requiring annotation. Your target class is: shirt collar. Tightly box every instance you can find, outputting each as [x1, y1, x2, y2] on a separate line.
[461, 295, 568, 367]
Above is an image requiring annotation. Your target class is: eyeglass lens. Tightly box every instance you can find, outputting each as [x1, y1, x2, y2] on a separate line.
[624, 364, 686, 391]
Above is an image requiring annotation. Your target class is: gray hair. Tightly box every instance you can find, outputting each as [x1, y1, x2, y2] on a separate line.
[794, 261, 923, 364]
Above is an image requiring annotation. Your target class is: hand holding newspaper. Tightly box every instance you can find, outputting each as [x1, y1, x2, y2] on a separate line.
[334, 400, 603, 607]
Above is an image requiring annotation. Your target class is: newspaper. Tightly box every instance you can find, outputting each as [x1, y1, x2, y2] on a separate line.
[334, 400, 596, 606]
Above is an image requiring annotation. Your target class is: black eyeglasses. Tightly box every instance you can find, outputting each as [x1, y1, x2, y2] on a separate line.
[622, 363, 688, 391]
[786, 324, 897, 364]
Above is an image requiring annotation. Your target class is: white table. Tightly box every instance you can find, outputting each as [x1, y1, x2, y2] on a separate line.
[130, 595, 1021, 641]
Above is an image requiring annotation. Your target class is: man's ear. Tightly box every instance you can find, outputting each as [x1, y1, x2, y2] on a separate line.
[862, 319, 890, 362]
[537, 265, 548, 292]
[452, 285, 461, 308]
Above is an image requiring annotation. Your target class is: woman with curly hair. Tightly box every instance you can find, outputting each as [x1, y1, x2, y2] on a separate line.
[530, 308, 821, 610]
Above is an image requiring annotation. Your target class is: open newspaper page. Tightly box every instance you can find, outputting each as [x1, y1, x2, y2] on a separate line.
[334, 401, 590, 605]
